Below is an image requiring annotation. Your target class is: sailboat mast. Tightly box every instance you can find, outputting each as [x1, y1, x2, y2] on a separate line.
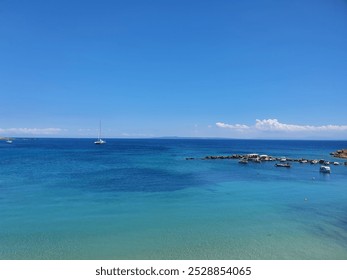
[94, 121, 106, 144]
[98, 121, 101, 140]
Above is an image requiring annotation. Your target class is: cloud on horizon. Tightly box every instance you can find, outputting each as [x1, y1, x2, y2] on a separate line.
[216, 122, 250, 130]
[216, 119, 347, 137]
[0, 127, 65, 135]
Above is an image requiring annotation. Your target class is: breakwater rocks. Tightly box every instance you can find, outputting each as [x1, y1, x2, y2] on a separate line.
[186, 153, 347, 166]
[330, 149, 347, 159]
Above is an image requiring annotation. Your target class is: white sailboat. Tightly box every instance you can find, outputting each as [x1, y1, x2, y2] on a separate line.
[94, 121, 106, 144]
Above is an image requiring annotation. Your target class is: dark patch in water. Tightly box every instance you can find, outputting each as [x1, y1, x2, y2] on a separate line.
[286, 203, 347, 248]
[66, 167, 205, 193]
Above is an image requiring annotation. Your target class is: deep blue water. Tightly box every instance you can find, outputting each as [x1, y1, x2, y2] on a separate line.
[0, 138, 346, 259]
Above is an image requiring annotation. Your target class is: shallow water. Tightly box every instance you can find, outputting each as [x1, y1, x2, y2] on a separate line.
[0, 139, 346, 259]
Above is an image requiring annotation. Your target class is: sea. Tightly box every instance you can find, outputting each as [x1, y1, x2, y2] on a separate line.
[0, 138, 346, 260]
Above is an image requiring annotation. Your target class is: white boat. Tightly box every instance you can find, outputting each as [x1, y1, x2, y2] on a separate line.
[259, 155, 269, 161]
[94, 121, 106, 145]
[6, 138, 13, 144]
[333, 162, 339, 165]
[319, 166, 331, 173]
[275, 163, 291, 168]
[95, 138, 106, 144]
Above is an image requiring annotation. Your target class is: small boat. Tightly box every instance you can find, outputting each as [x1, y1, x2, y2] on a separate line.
[280, 157, 287, 162]
[95, 139, 106, 144]
[259, 155, 269, 161]
[6, 140, 13, 144]
[333, 162, 339, 165]
[94, 121, 106, 145]
[275, 163, 291, 168]
[319, 166, 331, 173]
[239, 159, 248, 164]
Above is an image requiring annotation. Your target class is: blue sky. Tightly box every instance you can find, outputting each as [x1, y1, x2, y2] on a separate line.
[1, 0, 346, 139]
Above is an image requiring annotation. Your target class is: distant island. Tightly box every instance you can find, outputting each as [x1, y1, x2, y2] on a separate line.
[331, 149, 347, 159]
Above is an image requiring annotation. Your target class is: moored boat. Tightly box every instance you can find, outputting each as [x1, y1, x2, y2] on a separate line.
[275, 163, 291, 168]
[94, 121, 106, 145]
[319, 165, 331, 173]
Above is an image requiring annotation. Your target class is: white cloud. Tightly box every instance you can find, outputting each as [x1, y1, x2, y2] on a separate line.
[0, 127, 64, 135]
[216, 119, 347, 134]
[254, 119, 347, 132]
[216, 122, 250, 130]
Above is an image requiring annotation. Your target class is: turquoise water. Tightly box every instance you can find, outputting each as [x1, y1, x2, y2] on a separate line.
[0, 139, 347, 259]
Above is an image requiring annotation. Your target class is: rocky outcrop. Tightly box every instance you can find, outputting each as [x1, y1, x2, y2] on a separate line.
[330, 149, 347, 159]
[186, 152, 347, 166]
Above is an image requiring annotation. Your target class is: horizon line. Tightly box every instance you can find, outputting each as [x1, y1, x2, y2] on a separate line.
[2, 136, 347, 141]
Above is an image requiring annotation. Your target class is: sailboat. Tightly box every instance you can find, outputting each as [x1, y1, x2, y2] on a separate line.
[6, 138, 13, 144]
[94, 121, 106, 144]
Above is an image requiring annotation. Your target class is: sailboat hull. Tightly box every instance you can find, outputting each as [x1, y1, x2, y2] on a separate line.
[94, 139, 106, 144]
